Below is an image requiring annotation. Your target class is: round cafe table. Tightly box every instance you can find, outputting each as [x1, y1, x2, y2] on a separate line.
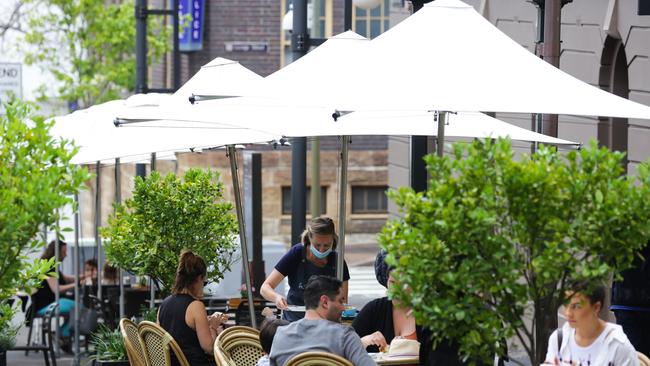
[369, 353, 419, 365]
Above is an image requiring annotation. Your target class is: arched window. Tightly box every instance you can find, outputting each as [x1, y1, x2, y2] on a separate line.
[598, 36, 629, 169]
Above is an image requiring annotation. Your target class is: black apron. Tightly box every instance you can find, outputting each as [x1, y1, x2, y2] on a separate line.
[283, 245, 337, 321]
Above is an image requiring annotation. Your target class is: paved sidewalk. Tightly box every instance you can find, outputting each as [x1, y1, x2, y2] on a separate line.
[7, 315, 92, 366]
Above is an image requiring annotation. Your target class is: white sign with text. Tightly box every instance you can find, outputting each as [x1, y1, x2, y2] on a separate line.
[0, 62, 23, 112]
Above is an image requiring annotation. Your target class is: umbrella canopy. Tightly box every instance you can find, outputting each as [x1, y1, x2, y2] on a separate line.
[116, 57, 262, 124]
[183, 31, 368, 106]
[226, 0, 650, 120]
[116, 31, 575, 146]
[50, 95, 279, 164]
[135, 104, 577, 145]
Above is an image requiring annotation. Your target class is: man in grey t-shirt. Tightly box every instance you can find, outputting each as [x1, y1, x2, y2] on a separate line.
[269, 275, 376, 366]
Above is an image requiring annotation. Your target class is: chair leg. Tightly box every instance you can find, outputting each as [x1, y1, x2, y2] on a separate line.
[41, 319, 46, 348]
[25, 319, 34, 356]
[43, 347, 50, 366]
[47, 320, 57, 366]
[50, 348, 57, 366]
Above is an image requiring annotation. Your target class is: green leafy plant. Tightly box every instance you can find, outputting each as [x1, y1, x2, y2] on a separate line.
[90, 324, 127, 362]
[102, 169, 239, 294]
[0, 303, 20, 351]
[19, 0, 170, 108]
[0, 100, 89, 306]
[380, 139, 650, 365]
[138, 305, 158, 323]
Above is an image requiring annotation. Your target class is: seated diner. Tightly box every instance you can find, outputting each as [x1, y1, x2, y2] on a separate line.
[158, 250, 229, 366]
[544, 280, 638, 366]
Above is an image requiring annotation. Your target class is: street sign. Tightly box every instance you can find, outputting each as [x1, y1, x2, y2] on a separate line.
[0, 62, 22, 113]
[178, 0, 204, 52]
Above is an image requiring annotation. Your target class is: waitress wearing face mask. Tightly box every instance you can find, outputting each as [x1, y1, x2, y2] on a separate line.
[260, 217, 350, 321]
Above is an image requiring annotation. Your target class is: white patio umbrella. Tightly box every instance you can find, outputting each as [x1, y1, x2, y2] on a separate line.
[145, 103, 576, 145]
[233, 0, 650, 120]
[117, 28, 585, 283]
[51, 95, 279, 335]
[52, 96, 277, 164]
[115, 57, 262, 125]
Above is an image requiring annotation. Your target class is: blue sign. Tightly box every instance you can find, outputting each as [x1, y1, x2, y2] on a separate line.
[178, 0, 204, 52]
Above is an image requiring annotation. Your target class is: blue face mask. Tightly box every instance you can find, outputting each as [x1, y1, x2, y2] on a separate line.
[310, 244, 332, 259]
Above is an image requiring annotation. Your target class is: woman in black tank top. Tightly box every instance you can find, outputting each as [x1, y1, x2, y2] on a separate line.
[158, 251, 229, 366]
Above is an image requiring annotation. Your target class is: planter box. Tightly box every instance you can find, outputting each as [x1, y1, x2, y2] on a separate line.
[93, 360, 129, 366]
[0, 350, 6, 366]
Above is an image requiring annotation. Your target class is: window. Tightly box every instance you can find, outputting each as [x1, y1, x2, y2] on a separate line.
[641, 0, 650, 15]
[280, 0, 333, 67]
[353, 0, 390, 39]
[282, 186, 328, 215]
[351, 186, 388, 214]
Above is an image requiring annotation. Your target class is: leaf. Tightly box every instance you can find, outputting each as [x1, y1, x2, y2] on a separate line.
[595, 190, 603, 204]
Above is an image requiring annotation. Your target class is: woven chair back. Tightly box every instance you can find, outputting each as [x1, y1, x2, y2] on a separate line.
[214, 326, 264, 366]
[285, 351, 353, 366]
[119, 318, 148, 366]
[138, 321, 190, 366]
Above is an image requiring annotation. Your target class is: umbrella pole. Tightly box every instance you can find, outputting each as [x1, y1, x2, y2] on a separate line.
[149, 155, 156, 309]
[115, 158, 125, 319]
[73, 194, 81, 366]
[54, 225, 60, 355]
[336, 136, 350, 281]
[95, 161, 102, 300]
[227, 145, 257, 328]
[436, 112, 447, 157]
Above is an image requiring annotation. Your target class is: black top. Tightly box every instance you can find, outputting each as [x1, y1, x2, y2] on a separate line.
[352, 297, 471, 366]
[32, 270, 66, 311]
[275, 244, 350, 321]
[159, 294, 214, 366]
[275, 245, 350, 303]
[352, 297, 424, 353]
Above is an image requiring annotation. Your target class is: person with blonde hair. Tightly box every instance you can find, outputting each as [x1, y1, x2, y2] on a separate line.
[158, 251, 228, 366]
[260, 217, 350, 321]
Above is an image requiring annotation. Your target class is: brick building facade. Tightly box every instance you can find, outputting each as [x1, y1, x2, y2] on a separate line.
[79, 0, 410, 247]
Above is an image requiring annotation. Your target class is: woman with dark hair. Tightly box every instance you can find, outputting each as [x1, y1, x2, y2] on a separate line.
[260, 216, 350, 321]
[545, 280, 639, 366]
[101, 263, 119, 285]
[353, 252, 421, 354]
[83, 258, 98, 286]
[354, 251, 472, 366]
[158, 251, 229, 366]
[32, 240, 77, 347]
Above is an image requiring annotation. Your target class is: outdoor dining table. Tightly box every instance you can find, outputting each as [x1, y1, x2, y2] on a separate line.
[369, 353, 419, 365]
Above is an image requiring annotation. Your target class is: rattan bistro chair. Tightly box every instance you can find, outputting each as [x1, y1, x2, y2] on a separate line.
[138, 321, 190, 366]
[213, 326, 264, 366]
[285, 351, 353, 366]
[218, 326, 259, 341]
[639, 352, 650, 366]
[119, 318, 148, 366]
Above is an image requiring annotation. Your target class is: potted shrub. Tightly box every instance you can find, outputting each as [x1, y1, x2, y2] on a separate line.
[381, 139, 650, 365]
[90, 324, 129, 366]
[102, 169, 239, 295]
